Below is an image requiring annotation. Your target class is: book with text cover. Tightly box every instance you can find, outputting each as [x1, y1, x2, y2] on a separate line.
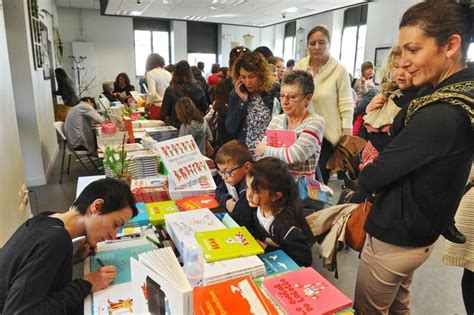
[164, 208, 225, 256]
[262, 267, 352, 315]
[131, 247, 193, 315]
[258, 249, 300, 276]
[175, 194, 219, 211]
[195, 227, 264, 263]
[266, 129, 297, 148]
[145, 200, 180, 226]
[193, 276, 278, 315]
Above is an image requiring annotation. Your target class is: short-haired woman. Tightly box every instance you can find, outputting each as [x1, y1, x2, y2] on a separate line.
[354, 1, 474, 313]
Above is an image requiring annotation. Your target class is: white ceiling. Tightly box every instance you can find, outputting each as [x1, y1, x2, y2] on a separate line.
[55, 0, 368, 27]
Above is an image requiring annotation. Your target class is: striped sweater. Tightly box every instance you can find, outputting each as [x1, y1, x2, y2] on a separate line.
[262, 113, 325, 177]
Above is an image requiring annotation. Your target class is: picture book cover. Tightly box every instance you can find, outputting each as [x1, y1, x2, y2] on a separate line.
[258, 249, 300, 276]
[155, 135, 212, 187]
[125, 202, 150, 227]
[193, 276, 278, 315]
[145, 200, 180, 226]
[164, 209, 225, 256]
[262, 267, 352, 315]
[175, 194, 219, 211]
[266, 129, 297, 148]
[195, 227, 264, 263]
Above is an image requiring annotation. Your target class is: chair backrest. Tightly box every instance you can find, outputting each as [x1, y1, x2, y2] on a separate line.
[54, 121, 67, 141]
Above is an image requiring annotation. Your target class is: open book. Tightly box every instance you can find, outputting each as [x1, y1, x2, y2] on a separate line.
[131, 247, 193, 315]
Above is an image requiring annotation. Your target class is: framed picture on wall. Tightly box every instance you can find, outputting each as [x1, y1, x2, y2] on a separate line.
[374, 46, 391, 84]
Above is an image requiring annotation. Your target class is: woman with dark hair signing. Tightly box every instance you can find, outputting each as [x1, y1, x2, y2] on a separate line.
[354, 1, 473, 313]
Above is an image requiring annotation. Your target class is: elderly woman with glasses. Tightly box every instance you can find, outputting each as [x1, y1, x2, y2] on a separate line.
[255, 70, 325, 180]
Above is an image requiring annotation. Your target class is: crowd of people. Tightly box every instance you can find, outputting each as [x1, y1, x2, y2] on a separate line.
[2, 0, 472, 314]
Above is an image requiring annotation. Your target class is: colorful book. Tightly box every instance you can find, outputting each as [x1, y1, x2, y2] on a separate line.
[262, 267, 352, 315]
[145, 200, 180, 226]
[164, 208, 225, 256]
[258, 250, 300, 276]
[125, 202, 150, 227]
[266, 129, 297, 148]
[131, 248, 193, 315]
[131, 176, 169, 203]
[175, 194, 219, 211]
[193, 276, 278, 315]
[195, 227, 264, 263]
[168, 174, 217, 200]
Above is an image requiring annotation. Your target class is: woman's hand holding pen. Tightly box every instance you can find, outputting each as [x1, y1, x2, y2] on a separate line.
[83, 259, 116, 292]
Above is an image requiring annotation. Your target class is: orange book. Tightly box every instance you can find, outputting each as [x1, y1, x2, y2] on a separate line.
[193, 276, 278, 315]
[175, 194, 219, 211]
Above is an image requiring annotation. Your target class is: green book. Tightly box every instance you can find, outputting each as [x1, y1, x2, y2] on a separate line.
[145, 200, 179, 226]
[195, 226, 264, 262]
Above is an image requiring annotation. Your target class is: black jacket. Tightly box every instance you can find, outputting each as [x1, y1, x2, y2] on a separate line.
[252, 211, 313, 267]
[359, 66, 473, 247]
[0, 213, 91, 314]
[162, 82, 209, 129]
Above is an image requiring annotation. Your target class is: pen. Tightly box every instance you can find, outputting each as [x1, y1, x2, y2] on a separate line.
[96, 258, 105, 267]
[146, 236, 163, 248]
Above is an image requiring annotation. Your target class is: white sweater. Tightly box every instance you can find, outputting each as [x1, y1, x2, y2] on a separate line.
[145, 67, 172, 101]
[294, 56, 354, 146]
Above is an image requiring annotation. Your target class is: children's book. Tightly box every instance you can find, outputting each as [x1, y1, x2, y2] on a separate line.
[131, 176, 169, 203]
[125, 202, 150, 227]
[195, 226, 264, 263]
[175, 194, 219, 211]
[262, 267, 352, 315]
[155, 135, 212, 187]
[145, 200, 180, 226]
[168, 174, 216, 199]
[258, 249, 300, 276]
[193, 276, 278, 315]
[266, 129, 297, 148]
[204, 255, 265, 285]
[164, 208, 225, 256]
[131, 247, 193, 315]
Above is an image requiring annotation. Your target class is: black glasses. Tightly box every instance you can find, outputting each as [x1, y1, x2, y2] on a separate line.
[217, 164, 244, 177]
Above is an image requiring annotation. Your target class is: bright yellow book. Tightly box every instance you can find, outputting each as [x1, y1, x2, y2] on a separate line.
[145, 200, 179, 226]
[195, 227, 264, 262]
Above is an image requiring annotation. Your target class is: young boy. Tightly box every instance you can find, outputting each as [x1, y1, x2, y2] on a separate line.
[215, 140, 256, 232]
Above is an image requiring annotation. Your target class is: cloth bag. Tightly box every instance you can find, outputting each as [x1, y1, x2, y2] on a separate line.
[345, 200, 372, 251]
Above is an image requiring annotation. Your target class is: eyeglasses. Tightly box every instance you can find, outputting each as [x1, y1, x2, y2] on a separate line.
[280, 93, 303, 102]
[232, 48, 249, 53]
[217, 164, 244, 177]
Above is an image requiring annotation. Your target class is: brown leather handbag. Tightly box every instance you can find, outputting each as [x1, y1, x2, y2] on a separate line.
[345, 200, 372, 251]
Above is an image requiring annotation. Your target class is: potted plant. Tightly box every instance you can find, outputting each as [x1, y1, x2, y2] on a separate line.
[103, 135, 130, 183]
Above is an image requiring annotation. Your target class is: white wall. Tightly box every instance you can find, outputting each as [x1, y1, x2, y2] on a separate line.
[295, 11, 335, 62]
[170, 20, 187, 63]
[0, 0, 32, 245]
[4, 0, 58, 187]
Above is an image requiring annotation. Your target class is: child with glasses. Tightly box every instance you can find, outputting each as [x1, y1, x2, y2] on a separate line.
[215, 140, 257, 234]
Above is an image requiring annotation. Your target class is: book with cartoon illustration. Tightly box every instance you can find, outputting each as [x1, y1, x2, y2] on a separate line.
[266, 129, 297, 148]
[130, 247, 193, 315]
[195, 227, 264, 263]
[262, 267, 352, 315]
[145, 200, 180, 226]
[164, 208, 226, 256]
[258, 249, 300, 276]
[193, 276, 278, 315]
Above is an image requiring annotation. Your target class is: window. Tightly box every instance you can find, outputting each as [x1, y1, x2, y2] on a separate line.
[468, 43, 474, 62]
[187, 22, 217, 69]
[283, 21, 296, 62]
[133, 19, 170, 76]
[339, 4, 368, 77]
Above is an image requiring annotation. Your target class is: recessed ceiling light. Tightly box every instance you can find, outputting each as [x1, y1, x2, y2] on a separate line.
[130, 10, 141, 16]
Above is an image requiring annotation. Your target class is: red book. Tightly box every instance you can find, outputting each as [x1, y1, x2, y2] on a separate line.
[175, 194, 219, 211]
[262, 267, 352, 315]
[194, 276, 278, 315]
[266, 129, 297, 148]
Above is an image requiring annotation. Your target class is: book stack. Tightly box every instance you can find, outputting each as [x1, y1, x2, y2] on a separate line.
[145, 200, 180, 226]
[193, 276, 278, 315]
[130, 176, 169, 203]
[145, 126, 179, 142]
[262, 267, 352, 315]
[204, 255, 265, 285]
[175, 195, 219, 211]
[128, 151, 160, 179]
[168, 175, 216, 200]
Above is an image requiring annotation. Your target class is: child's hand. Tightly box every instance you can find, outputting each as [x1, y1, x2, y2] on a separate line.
[257, 240, 267, 249]
[255, 141, 266, 157]
[264, 237, 279, 248]
[366, 94, 387, 113]
[226, 198, 237, 212]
